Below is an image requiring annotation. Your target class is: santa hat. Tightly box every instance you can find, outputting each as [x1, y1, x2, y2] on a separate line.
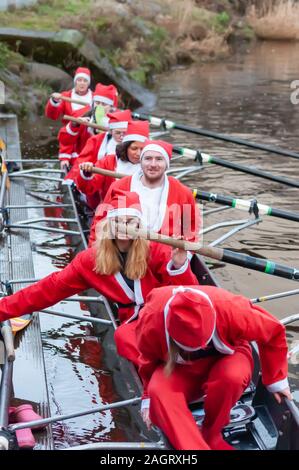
[122, 120, 150, 143]
[107, 110, 132, 130]
[166, 287, 216, 351]
[74, 67, 91, 85]
[140, 140, 173, 168]
[93, 83, 118, 107]
[106, 189, 142, 220]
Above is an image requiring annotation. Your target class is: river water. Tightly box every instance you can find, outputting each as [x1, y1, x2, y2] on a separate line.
[19, 40, 299, 447]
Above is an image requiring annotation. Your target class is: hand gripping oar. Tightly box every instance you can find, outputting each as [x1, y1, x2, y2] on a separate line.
[193, 190, 299, 224]
[50, 94, 90, 107]
[133, 112, 299, 161]
[63, 115, 108, 132]
[117, 225, 299, 281]
[174, 147, 299, 189]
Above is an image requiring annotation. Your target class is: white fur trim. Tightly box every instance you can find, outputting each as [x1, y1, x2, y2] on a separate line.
[71, 152, 79, 158]
[212, 329, 234, 355]
[134, 279, 144, 306]
[59, 153, 72, 160]
[141, 143, 170, 168]
[61, 179, 74, 186]
[166, 258, 189, 276]
[74, 72, 91, 84]
[93, 95, 113, 106]
[125, 280, 145, 323]
[114, 272, 135, 300]
[79, 169, 94, 180]
[50, 97, 60, 107]
[130, 171, 168, 232]
[66, 123, 79, 136]
[141, 398, 150, 411]
[107, 208, 142, 219]
[123, 134, 147, 143]
[109, 121, 128, 130]
[266, 377, 289, 393]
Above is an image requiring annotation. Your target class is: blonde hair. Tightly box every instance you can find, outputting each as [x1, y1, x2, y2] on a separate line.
[94, 219, 149, 279]
[164, 337, 180, 376]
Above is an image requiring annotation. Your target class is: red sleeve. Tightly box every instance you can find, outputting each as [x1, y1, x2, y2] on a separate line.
[58, 124, 78, 161]
[148, 242, 199, 286]
[45, 98, 65, 120]
[218, 293, 288, 389]
[67, 135, 101, 181]
[0, 250, 92, 322]
[75, 155, 116, 198]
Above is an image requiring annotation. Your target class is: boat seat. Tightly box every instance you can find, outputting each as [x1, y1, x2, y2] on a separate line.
[192, 402, 256, 430]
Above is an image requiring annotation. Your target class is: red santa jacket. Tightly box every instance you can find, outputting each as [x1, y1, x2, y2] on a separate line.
[58, 120, 94, 163]
[136, 285, 289, 401]
[88, 172, 201, 246]
[0, 244, 198, 325]
[75, 154, 141, 209]
[66, 132, 116, 181]
[75, 154, 117, 208]
[45, 89, 93, 122]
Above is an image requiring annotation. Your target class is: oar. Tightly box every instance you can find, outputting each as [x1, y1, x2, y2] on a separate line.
[118, 225, 299, 281]
[83, 168, 299, 224]
[90, 167, 125, 179]
[63, 115, 107, 132]
[133, 112, 299, 161]
[173, 147, 299, 189]
[193, 189, 299, 223]
[51, 94, 90, 107]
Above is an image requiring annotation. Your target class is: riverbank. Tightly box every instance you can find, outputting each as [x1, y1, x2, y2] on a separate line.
[0, 0, 256, 117]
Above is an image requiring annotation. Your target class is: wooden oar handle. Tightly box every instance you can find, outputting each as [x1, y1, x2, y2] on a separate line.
[63, 115, 108, 132]
[0, 321, 15, 362]
[118, 225, 224, 261]
[90, 167, 126, 179]
[51, 94, 89, 106]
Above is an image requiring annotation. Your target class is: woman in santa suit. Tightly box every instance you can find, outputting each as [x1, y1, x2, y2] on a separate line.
[76, 120, 150, 209]
[135, 285, 292, 451]
[58, 83, 119, 171]
[45, 67, 93, 122]
[65, 109, 132, 182]
[0, 190, 198, 338]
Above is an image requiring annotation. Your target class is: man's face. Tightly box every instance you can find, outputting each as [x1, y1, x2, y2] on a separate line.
[141, 150, 167, 182]
[111, 128, 127, 143]
[74, 77, 89, 94]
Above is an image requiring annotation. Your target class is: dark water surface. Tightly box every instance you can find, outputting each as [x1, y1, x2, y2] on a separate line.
[19, 41, 299, 446]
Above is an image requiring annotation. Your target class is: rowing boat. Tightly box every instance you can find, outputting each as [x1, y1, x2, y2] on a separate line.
[0, 112, 299, 450]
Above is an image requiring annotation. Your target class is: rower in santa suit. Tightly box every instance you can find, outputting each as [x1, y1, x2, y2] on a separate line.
[135, 285, 292, 451]
[65, 109, 132, 182]
[88, 140, 200, 246]
[0, 190, 198, 329]
[58, 83, 119, 171]
[45, 67, 93, 123]
[76, 120, 150, 209]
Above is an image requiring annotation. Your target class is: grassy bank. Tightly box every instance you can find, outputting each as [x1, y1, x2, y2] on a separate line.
[0, 0, 254, 85]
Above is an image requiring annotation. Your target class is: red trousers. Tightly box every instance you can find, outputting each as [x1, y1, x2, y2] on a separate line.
[147, 351, 253, 450]
[114, 321, 140, 366]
